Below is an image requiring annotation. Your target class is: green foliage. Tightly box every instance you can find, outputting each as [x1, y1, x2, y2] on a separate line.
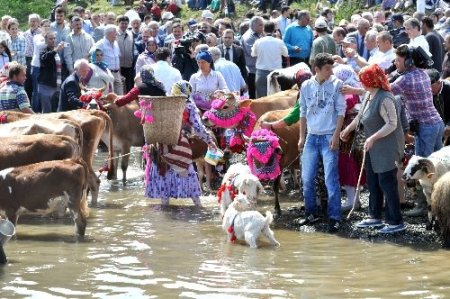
[0, 0, 54, 26]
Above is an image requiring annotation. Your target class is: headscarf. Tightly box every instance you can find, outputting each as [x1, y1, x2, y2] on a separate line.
[90, 49, 108, 71]
[294, 68, 312, 88]
[333, 64, 361, 88]
[171, 80, 193, 97]
[195, 50, 213, 63]
[140, 65, 165, 91]
[145, 37, 158, 61]
[358, 64, 391, 91]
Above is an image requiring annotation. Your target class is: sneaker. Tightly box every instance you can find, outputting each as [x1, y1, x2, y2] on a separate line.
[356, 218, 384, 228]
[328, 219, 340, 233]
[296, 214, 320, 226]
[404, 206, 427, 217]
[378, 223, 406, 234]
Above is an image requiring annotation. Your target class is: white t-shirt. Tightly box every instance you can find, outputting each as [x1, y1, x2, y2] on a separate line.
[31, 34, 46, 67]
[251, 35, 288, 71]
[409, 35, 432, 57]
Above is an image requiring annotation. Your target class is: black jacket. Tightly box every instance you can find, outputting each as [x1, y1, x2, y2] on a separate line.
[57, 73, 84, 111]
[219, 43, 248, 82]
[38, 47, 58, 87]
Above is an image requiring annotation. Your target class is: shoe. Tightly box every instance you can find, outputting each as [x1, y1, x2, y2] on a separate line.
[400, 202, 415, 210]
[356, 218, 384, 228]
[328, 219, 340, 233]
[404, 206, 426, 217]
[296, 214, 320, 226]
[378, 223, 406, 234]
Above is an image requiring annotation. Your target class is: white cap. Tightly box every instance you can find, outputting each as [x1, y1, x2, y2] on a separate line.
[162, 11, 174, 20]
[314, 18, 328, 29]
[201, 10, 214, 20]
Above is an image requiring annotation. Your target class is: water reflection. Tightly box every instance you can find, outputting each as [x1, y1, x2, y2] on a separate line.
[1, 152, 450, 298]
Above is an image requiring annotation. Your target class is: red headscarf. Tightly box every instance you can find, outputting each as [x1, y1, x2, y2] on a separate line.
[358, 64, 391, 91]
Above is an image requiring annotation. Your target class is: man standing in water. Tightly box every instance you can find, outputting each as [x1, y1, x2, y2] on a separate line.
[297, 53, 346, 233]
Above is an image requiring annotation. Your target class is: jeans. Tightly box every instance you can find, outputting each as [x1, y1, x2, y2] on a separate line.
[38, 84, 57, 113]
[415, 120, 444, 157]
[31, 66, 41, 112]
[366, 154, 403, 225]
[301, 134, 341, 221]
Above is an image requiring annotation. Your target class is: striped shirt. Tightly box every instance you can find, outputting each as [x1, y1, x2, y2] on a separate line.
[23, 28, 41, 58]
[391, 68, 442, 124]
[0, 81, 31, 111]
[10, 35, 26, 65]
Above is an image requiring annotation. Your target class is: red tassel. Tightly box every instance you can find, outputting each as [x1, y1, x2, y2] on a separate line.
[227, 225, 233, 233]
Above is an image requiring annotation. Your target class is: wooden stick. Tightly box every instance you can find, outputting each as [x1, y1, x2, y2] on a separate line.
[346, 149, 366, 220]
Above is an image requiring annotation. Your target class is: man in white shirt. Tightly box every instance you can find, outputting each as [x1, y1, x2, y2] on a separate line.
[405, 17, 432, 57]
[251, 21, 288, 98]
[150, 47, 182, 95]
[276, 6, 292, 37]
[209, 47, 247, 94]
[94, 25, 123, 95]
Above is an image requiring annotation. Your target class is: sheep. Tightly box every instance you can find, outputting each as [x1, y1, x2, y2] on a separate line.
[431, 171, 450, 248]
[217, 163, 264, 217]
[402, 146, 450, 228]
[222, 194, 280, 248]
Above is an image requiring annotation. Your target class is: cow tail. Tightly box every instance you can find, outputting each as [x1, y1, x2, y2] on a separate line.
[74, 123, 84, 158]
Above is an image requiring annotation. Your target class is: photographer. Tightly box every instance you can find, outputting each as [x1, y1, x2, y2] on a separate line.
[391, 44, 444, 217]
[172, 32, 204, 81]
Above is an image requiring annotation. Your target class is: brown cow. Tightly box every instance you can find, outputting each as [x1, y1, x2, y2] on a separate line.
[0, 159, 89, 236]
[0, 134, 80, 170]
[0, 110, 115, 205]
[247, 89, 298, 120]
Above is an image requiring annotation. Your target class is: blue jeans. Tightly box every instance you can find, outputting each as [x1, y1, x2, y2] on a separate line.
[301, 134, 341, 221]
[365, 154, 403, 225]
[415, 121, 444, 157]
[31, 66, 41, 112]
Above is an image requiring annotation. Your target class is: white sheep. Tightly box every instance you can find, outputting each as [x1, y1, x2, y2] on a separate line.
[222, 194, 280, 248]
[402, 146, 450, 226]
[431, 171, 450, 247]
[218, 163, 263, 217]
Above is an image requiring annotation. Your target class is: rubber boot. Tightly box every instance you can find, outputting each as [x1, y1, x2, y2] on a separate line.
[404, 187, 427, 217]
[341, 185, 360, 212]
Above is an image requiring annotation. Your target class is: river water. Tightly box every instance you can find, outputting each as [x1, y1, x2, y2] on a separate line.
[1, 152, 450, 298]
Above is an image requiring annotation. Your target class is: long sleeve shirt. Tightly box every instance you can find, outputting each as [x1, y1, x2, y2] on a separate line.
[283, 24, 313, 59]
[64, 31, 95, 72]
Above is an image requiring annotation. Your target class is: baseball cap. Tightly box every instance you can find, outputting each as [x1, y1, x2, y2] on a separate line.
[162, 11, 174, 20]
[188, 18, 197, 27]
[314, 18, 328, 29]
[201, 10, 214, 20]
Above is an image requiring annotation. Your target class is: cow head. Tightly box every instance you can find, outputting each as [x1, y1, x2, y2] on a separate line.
[402, 156, 436, 182]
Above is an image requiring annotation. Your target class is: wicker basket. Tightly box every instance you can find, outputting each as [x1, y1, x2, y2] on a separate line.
[140, 96, 186, 145]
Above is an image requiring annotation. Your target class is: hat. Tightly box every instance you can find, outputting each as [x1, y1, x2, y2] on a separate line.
[201, 10, 214, 20]
[426, 68, 441, 84]
[188, 18, 197, 27]
[314, 18, 328, 29]
[162, 11, 174, 20]
[391, 13, 404, 23]
[342, 36, 357, 44]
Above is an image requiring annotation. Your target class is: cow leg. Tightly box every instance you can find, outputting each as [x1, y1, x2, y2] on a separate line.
[121, 145, 131, 184]
[68, 191, 88, 237]
[205, 163, 212, 191]
[196, 160, 205, 191]
[87, 167, 100, 206]
[273, 175, 282, 217]
[111, 149, 120, 180]
[5, 209, 18, 226]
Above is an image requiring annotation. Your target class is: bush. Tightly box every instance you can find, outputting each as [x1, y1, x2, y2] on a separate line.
[0, 0, 54, 27]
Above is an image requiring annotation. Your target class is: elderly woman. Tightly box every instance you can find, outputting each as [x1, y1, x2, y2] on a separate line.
[340, 64, 405, 234]
[135, 37, 158, 75]
[145, 81, 218, 206]
[86, 48, 114, 94]
[189, 50, 228, 111]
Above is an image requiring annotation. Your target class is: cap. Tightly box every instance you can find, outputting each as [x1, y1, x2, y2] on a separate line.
[391, 13, 404, 23]
[342, 36, 357, 44]
[201, 10, 214, 20]
[162, 11, 174, 20]
[188, 18, 197, 27]
[314, 18, 328, 29]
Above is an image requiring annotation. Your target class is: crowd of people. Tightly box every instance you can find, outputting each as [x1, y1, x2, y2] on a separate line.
[0, 0, 449, 234]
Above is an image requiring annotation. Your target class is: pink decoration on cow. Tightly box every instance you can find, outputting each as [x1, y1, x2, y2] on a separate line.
[135, 100, 154, 124]
[246, 129, 282, 181]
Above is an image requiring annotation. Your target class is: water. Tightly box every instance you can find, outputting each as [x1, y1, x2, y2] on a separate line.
[1, 152, 450, 298]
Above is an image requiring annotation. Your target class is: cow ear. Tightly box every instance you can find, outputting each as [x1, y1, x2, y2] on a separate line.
[104, 93, 118, 103]
[239, 99, 252, 108]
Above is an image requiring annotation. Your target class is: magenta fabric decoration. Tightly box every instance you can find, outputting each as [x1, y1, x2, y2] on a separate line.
[135, 100, 154, 124]
[246, 129, 282, 181]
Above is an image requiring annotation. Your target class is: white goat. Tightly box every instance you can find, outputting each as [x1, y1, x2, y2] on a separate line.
[222, 194, 280, 248]
[402, 146, 450, 225]
[218, 163, 263, 216]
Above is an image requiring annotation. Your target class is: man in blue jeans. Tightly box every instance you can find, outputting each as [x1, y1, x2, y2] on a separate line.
[297, 53, 346, 233]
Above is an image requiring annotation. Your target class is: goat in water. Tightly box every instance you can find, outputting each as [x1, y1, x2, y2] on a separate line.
[222, 194, 280, 248]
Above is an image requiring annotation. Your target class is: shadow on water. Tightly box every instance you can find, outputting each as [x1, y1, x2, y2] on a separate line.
[148, 204, 216, 223]
[11, 233, 94, 244]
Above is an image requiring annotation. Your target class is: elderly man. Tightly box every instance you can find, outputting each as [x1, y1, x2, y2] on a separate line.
[241, 16, 264, 99]
[347, 18, 371, 60]
[57, 59, 91, 111]
[404, 17, 432, 57]
[94, 25, 123, 95]
[0, 62, 34, 113]
[209, 47, 247, 94]
[427, 69, 450, 133]
[64, 16, 94, 74]
[283, 10, 313, 66]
